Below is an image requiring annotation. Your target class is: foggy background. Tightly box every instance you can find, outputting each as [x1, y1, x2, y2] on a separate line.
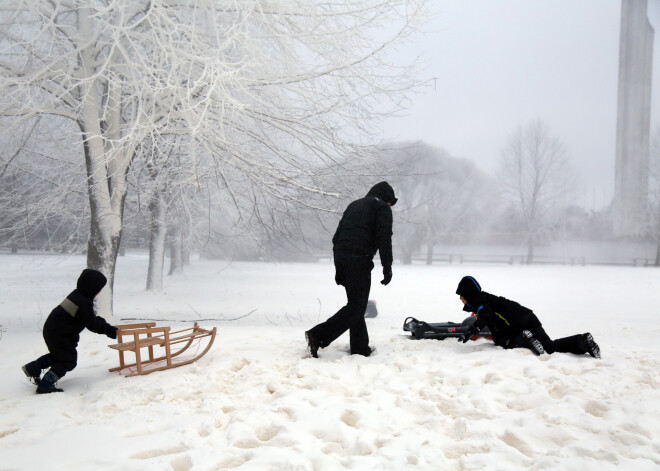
[1, 0, 659, 303]
[381, 0, 660, 211]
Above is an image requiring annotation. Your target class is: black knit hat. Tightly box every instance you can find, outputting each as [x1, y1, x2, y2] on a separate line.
[456, 276, 481, 304]
[77, 269, 107, 299]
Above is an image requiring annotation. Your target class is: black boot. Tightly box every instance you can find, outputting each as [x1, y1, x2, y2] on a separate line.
[22, 361, 42, 385]
[351, 346, 374, 357]
[305, 330, 320, 358]
[551, 334, 599, 358]
[22, 354, 52, 385]
[521, 330, 546, 356]
[582, 333, 601, 359]
[37, 371, 63, 394]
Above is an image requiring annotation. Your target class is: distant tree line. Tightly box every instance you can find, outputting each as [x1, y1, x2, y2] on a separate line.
[3, 118, 659, 270]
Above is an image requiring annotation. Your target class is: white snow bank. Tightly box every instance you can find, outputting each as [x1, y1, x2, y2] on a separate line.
[0, 254, 658, 470]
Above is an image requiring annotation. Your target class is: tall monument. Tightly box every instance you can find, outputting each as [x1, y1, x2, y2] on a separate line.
[613, 0, 654, 237]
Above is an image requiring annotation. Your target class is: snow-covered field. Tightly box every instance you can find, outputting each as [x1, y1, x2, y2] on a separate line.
[0, 253, 658, 470]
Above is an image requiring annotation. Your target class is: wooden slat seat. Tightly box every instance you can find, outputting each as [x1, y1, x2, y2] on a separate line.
[108, 336, 165, 351]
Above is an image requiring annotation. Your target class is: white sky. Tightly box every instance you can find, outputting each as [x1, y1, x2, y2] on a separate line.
[381, 0, 660, 210]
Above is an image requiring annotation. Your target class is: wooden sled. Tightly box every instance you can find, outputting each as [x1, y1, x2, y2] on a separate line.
[108, 322, 217, 376]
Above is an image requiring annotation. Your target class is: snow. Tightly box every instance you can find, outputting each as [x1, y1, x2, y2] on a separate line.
[0, 253, 659, 470]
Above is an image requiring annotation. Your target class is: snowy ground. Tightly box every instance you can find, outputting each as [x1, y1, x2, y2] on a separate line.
[0, 253, 658, 471]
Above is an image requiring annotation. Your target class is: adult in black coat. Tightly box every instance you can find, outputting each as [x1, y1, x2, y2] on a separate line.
[22, 269, 118, 393]
[305, 181, 397, 357]
[455, 275, 600, 358]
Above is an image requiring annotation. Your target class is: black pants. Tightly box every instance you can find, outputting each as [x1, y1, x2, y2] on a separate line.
[309, 255, 372, 355]
[502, 313, 588, 355]
[42, 329, 78, 378]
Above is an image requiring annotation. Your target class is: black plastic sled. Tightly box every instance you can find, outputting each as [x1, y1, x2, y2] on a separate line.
[403, 316, 492, 340]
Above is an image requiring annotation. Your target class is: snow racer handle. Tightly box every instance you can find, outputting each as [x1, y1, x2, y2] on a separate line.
[402, 316, 492, 340]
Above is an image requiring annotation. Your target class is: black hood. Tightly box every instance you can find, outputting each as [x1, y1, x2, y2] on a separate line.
[77, 269, 107, 299]
[366, 181, 397, 206]
[456, 276, 482, 308]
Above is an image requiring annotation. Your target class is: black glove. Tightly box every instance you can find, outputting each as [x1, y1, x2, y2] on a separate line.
[381, 266, 392, 285]
[107, 326, 118, 340]
[335, 270, 344, 286]
[458, 324, 480, 343]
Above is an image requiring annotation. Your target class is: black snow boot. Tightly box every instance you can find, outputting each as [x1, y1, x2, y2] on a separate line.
[582, 333, 601, 359]
[37, 371, 63, 394]
[351, 346, 374, 357]
[305, 330, 320, 358]
[522, 330, 546, 356]
[22, 361, 42, 385]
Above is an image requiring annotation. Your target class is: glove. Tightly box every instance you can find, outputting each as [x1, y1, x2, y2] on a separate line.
[335, 270, 344, 286]
[458, 324, 480, 343]
[107, 326, 118, 340]
[381, 266, 392, 285]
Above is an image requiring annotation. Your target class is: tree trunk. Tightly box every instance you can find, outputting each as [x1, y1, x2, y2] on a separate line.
[80, 112, 130, 320]
[168, 227, 184, 275]
[402, 247, 412, 265]
[425, 243, 434, 265]
[146, 193, 167, 291]
[526, 239, 534, 264]
[86, 210, 123, 320]
[655, 241, 660, 267]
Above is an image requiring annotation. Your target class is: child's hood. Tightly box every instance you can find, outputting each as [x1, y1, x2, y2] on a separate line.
[456, 275, 482, 309]
[76, 269, 107, 299]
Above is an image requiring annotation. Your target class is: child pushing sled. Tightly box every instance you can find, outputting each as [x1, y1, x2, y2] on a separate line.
[455, 275, 600, 358]
[22, 269, 117, 394]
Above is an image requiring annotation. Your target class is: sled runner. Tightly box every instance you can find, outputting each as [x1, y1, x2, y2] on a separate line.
[403, 316, 492, 340]
[108, 322, 217, 376]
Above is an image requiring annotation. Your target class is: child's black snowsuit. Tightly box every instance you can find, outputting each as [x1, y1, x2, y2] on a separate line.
[24, 269, 117, 387]
[455, 276, 597, 356]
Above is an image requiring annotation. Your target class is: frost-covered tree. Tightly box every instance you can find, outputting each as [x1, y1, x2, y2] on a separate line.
[380, 143, 441, 264]
[498, 120, 577, 264]
[135, 136, 186, 291]
[0, 116, 89, 252]
[379, 142, 497, 264]
[0, 0, 428, 317]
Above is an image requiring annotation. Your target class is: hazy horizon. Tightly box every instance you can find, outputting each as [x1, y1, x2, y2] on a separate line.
[381, 0, 660, 210]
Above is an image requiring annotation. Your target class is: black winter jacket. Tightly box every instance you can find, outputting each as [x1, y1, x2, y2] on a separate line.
[332, 182, 396, 267]
[456, 275, 538, 346]
[43, 269, 116, 348]
[464, 292, 538, 345]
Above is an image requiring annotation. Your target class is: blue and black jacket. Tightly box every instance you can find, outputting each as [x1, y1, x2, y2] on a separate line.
[456, 276, 539, 346]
